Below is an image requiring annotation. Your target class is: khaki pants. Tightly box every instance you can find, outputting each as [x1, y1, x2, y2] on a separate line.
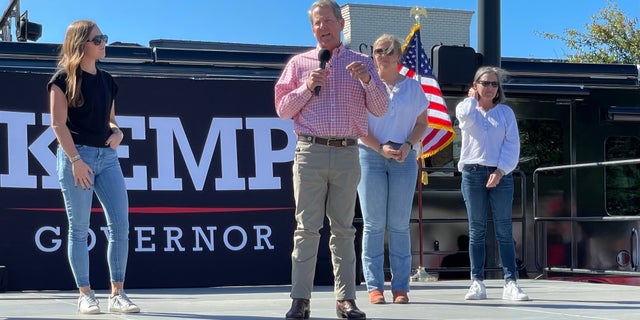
[290, 141, 361, 300]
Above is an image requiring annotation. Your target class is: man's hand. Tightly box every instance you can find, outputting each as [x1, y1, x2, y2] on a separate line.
[346, 61, 371, 83]
[307, 68, 329, 93]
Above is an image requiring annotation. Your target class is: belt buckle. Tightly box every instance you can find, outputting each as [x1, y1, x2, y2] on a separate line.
[325, 138, 336, 146]
[327, 138, 347, 146]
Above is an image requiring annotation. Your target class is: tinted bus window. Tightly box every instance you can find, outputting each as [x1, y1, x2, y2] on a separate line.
[518, 119, 563, 174]
[605, 137, 640, 215]
[451, 119, 563, 173]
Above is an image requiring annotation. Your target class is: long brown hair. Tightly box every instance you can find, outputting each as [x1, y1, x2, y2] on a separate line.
[57, 20, 96, 107]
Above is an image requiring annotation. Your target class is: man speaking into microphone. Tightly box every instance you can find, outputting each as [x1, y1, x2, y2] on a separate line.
[275, 1, 387, 319]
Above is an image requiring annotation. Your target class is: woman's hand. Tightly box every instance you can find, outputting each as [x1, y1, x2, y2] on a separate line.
[73, 160, 94, 190]
[486, 170, 503, 188]
[379, 144, 401, 161]
[105, 130, 124, 149]
[468, 87, 479, 100]
[396, 143, 412, 163]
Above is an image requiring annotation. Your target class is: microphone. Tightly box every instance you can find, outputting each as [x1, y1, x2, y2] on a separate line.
[315, 48, 332, 96]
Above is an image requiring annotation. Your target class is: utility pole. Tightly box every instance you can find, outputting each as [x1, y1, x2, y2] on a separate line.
[478, 0, 501, 67]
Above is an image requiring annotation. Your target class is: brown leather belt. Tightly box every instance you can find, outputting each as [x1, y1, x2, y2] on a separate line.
[298, 135, 357, 147]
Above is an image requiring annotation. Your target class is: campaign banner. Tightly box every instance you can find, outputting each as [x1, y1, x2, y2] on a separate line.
[0, 71, 348, 291]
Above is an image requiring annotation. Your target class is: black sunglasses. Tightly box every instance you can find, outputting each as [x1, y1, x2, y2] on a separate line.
[477, 80, 499, 87]
[87, 34, 108, 45]
[373, 47, 395, 56]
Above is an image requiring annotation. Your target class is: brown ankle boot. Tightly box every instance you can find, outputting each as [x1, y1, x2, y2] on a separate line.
[392, 290, 409, 304]
[368, 289, 385, 304]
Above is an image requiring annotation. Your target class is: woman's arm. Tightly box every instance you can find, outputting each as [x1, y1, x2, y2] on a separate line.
[105, 101, 124, 149]
[398, 109, 429, 162]
[49, 84, 94, 189]
[49, 85, 78, 161]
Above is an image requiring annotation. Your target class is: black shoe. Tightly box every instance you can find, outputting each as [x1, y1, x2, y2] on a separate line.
[285, 298, 310, 320]
[336, 300, 366, 319]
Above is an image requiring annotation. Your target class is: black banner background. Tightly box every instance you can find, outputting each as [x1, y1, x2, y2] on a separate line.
[0, 71, 342, 291]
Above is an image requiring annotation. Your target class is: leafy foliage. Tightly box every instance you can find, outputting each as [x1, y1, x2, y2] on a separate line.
[538, 1, 640, 63]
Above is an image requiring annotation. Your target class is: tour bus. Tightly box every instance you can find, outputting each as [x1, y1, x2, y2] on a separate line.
[0, 39, 638, 292]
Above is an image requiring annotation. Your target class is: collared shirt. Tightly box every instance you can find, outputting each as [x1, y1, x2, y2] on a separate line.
[456, 97, 520, 173]
[366, 77, 428, 145]
[274, 44, 388, 138]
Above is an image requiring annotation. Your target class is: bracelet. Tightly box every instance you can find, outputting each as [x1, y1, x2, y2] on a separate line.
[111, 127, 123, 135]
[377, 144, 383, 153]
[496, 168, 506, 176]
[404, 140, 413, 149]
[70, 154, 81, 163]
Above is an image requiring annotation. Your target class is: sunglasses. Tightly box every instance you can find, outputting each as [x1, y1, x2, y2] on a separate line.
[87, 34, 108, 45]
[477, 80, 499, 87]
[373, 48, 395, 56]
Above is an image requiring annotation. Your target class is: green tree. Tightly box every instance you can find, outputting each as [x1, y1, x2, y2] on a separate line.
[539, 1, 640, 63]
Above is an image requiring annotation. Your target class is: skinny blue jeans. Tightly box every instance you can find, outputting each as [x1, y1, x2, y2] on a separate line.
[357, 145, 417, 292]
[57, 145, 130, 288]
[460, 164, 517, 282]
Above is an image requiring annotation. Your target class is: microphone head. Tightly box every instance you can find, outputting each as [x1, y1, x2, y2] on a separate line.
[318, 48, 331, 68]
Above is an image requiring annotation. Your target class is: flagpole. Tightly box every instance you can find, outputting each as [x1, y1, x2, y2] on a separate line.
[414, 15, 423, 272]
[408, 6, 432, 282]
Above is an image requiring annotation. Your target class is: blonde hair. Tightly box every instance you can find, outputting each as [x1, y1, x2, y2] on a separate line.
[57, 20, 96, 107]
[373, 34, 402, 62]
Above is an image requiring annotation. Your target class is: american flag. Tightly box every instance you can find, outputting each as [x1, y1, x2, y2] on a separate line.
[399, 24, 455, 159]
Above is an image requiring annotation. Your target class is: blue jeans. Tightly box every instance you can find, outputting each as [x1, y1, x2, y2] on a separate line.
[357, 145, 417, 292]
[461, 165, 516, 282]
[57, 145, 130, 288]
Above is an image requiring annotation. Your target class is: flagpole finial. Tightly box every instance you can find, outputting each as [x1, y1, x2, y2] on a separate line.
[410, 6, 427, 25]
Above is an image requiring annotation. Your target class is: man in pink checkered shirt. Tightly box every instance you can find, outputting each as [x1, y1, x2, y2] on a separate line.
[275, 1, 387, 319]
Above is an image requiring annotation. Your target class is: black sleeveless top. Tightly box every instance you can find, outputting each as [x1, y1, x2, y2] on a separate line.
[47, 68, 118, 147]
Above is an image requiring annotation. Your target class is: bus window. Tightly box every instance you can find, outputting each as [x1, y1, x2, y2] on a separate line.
[518, 119, 563, 174]
[605, 136, 640, 216]
[450, 119, 563, 174]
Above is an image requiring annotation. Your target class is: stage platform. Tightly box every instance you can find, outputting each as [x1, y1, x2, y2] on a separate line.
[1, 279, 638, 319]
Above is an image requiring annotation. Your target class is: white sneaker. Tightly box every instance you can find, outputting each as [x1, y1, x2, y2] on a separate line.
[108, 290, 140, 313]
[502, 281, 529, 301]
[77, 290, 100, 314]
[464, 280, 487, 300]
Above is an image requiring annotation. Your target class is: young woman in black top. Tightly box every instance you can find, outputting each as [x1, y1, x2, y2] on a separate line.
[48, 20, 139, 314]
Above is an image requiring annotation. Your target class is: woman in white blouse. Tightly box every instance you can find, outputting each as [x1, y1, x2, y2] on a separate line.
[456, 66, 529, 302]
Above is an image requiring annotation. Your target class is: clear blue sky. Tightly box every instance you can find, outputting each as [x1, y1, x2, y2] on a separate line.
[14, 0, 640, 59]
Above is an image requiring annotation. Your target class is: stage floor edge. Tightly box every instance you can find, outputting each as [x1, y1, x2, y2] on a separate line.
[1, 279, 638, 320]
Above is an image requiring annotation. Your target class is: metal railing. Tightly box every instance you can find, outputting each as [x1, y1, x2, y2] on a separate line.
[533, 158, 640, 275]
[415, 167, 527, 276]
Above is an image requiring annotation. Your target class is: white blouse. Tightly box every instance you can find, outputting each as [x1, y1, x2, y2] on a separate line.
[455, 97, 520, 173]
[365, 77, 429, 147]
